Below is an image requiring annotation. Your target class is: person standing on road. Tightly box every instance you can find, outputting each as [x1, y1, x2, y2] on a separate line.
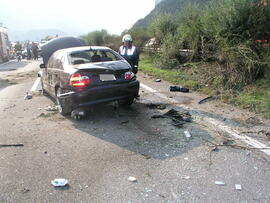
[26, 42, 32, 60]
[14, 41, 22, 52]
[32, 42, 38, 60]
[14, 41, 22, 62]
[119, 34, 139, 74]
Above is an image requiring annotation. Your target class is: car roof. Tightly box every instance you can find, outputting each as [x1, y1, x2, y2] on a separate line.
[60, 46, 112, 53]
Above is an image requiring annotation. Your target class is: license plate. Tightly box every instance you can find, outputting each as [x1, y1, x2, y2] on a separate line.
[100, 74, 116, 81]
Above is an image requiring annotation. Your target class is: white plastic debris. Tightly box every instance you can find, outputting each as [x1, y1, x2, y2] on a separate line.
[184, 157, 189, 160]
[184, 131, 192, 139]
[128, 176, 137, 182]
[235, 184, 242, 191]
[215, 181, 226, 185]
[45, 106, 58, 112]
[51, 178, 68, 187]
[24, 92, 32, 100]
[183, 176, 191, 180]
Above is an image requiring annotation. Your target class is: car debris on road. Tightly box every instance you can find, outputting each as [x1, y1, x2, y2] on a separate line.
[215, 181, 226, 186]
[71, 108, 86, 120]
[0, 144, 24, 148]
[24, 92, 32, 100]
[145, 102, 167, 110]
[184, 130, 192, 139]
[198, 96, 216, 104]
[51, 178, 69, 187]
[235, 184, 242, 191]
[152, 109, 192, 128]
[170, 86, 189, 93]
[128, 176, 137, 182]
[45, 106, 58, 112]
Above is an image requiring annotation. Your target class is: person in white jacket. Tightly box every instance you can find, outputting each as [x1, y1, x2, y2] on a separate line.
[119, 34, 139, 74]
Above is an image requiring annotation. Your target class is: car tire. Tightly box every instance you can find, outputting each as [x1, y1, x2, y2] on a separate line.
[118, 97, 134, 106]
[56, 88, 72, 115]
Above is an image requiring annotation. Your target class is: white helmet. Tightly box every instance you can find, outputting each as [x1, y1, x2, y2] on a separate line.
[122, 34, 133, 42]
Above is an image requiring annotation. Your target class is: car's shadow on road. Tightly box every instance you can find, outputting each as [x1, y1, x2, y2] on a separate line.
[68, 100, 214, 160]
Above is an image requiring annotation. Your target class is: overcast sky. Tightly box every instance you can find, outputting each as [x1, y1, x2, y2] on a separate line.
[0, 0, 155, 35]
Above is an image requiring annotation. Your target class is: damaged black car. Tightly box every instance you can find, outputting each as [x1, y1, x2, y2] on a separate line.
[39, 37, 140, 115]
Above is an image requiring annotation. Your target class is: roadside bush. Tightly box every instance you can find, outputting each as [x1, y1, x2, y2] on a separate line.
[150, 14, 178, 45]
[174, 0, 270, 88]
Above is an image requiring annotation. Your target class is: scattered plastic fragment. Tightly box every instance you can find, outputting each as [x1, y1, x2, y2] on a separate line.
[146, 103, 166, 110]
[21, 188, 30, 194]
[235, 184, 242, 191]
[128, 176, 137, 182]
[71, 108, 86, 120]
[183, 176, 191, 180]
[45, 106, 58, 111]
[152, 115, 165, 119]
[120, 120, 129, 124]
[184, 131, 192, 139]
[155, 79, 162, 82]
[184, 157, 189, 160]
[0, 144, 24, 147]
[215, 181, 226, 185]
[51, 179, 68, 187]
[24, 92, 32, 100]
[198, 96, 214, 104]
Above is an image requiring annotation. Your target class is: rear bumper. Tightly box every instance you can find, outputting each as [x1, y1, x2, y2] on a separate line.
[60, 80, 140, 109]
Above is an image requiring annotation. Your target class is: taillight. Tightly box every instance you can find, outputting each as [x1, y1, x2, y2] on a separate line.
[125, 72, 135, 80]
[69, 73, 90, 87]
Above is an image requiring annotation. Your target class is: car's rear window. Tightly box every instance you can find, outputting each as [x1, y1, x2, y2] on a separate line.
[69, 49, 121, 65]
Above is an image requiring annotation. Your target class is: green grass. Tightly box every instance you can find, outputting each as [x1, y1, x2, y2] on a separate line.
[139, 54, 270, 118]
[234, 78, 270, 118]
[139, 55, 199, 89]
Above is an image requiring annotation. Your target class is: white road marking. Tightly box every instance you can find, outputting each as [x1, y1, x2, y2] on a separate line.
[140, 83, 270, 156]
[30, 78, 40, 92]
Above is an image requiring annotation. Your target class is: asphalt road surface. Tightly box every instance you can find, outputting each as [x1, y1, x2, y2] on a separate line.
[0, 60, 269, 203]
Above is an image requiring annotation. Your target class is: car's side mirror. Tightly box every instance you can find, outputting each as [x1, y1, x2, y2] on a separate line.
[40, 64, 46, 69]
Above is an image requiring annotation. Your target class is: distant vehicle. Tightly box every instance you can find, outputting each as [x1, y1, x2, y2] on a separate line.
[0, 26, 10, 63]
[39, 37, 139, 115]
[145, 38, 159, 48]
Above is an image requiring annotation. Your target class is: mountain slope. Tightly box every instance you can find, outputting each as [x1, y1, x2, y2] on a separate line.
[133, 0, 208, 29]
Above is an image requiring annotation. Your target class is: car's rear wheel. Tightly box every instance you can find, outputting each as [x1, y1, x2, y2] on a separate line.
[56, 88, 72, 115]
[118, 97, 134, 106]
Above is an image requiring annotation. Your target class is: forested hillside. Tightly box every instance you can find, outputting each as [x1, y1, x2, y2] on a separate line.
[133, 0, 209, 28]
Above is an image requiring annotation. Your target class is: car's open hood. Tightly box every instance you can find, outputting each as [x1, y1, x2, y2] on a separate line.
[73, 60, 131, 71]
[41, 36, 86, 65]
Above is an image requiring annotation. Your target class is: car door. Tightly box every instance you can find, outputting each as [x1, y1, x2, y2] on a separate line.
[51, 51, 63, 93]
[42, 56, 53, 95]
[46, 52, 59, 96]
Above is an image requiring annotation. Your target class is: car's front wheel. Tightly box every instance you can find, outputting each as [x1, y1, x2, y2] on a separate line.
[56, 88, 72, 115]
